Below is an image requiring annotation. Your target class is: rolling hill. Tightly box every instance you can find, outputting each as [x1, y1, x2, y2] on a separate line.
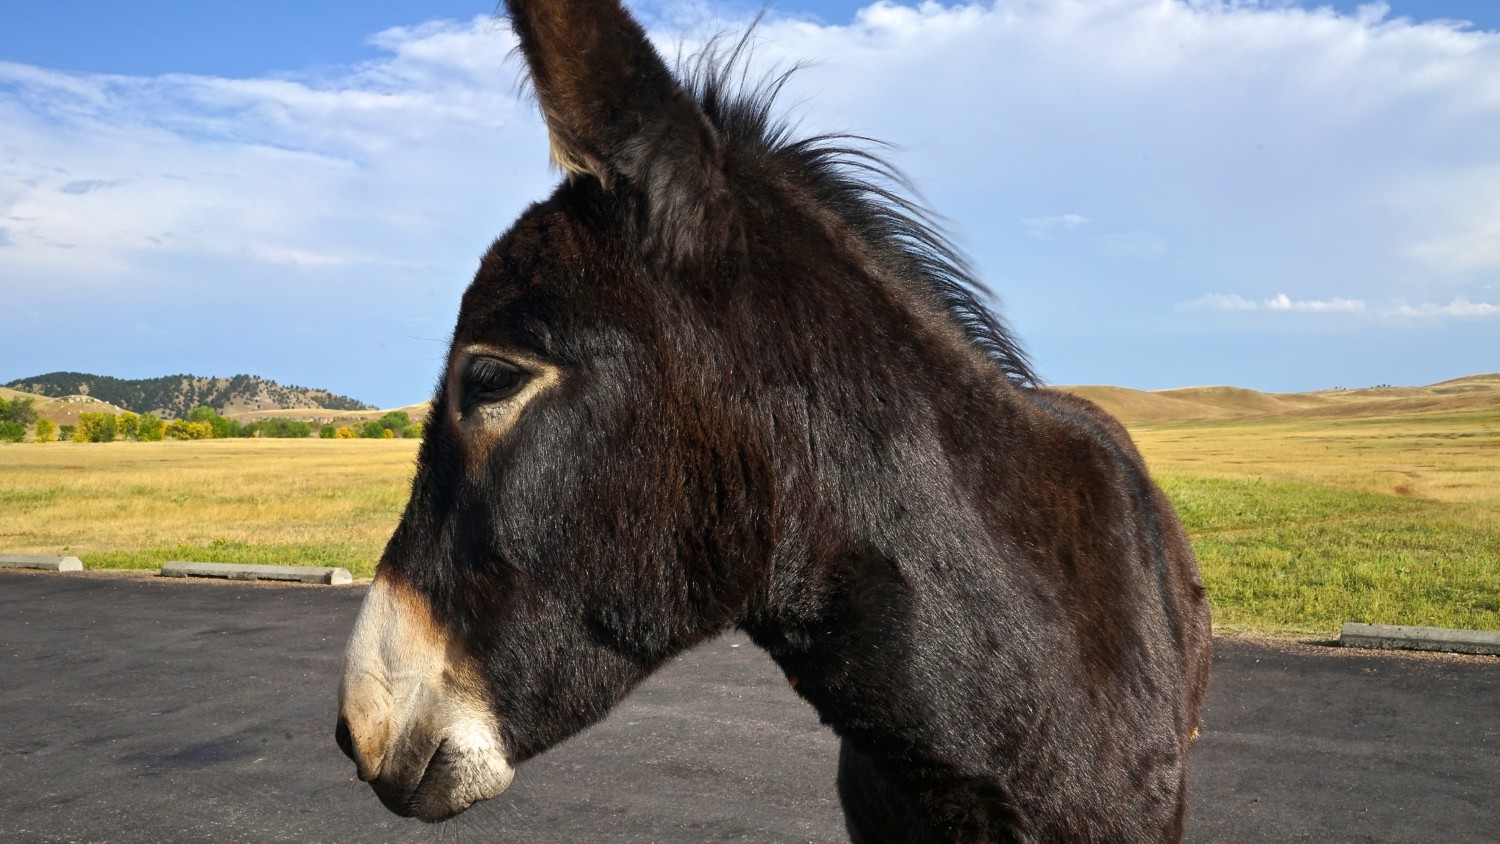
[1058, 373, 1500, 425]
[1, 386, 132, 427]
[4, 372, 372, 419]
[7, 371, 1496, 430]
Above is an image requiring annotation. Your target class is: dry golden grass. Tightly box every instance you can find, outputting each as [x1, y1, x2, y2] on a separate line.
[1135, 411, 1500, 507]
[2, 381, 1496, 637]
[0, 439, 419, 578]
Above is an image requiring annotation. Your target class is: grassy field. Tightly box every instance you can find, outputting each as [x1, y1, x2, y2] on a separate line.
[1134, 410, 1500, 636]
[0, 439, 418, 579]
[1, 395, 1497, 638]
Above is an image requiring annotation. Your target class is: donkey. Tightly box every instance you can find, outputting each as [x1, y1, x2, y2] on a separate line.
[336, 1, 1213, 840]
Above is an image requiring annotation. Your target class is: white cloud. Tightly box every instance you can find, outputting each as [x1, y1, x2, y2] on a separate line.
[2, 1, 1499, 398]
[1264, 293, 1366, 312]
[1405, 210, 1500, 274]
[1022, 213, 1089, 238]
[1179, 293, 1259, 311]
[1180, 290, 1500, 318]
[0, 18, 544, 290]
[6, 3, 1500, 294]
[1178, 292, 1366, 313]
[1385, 298, 1500, 317]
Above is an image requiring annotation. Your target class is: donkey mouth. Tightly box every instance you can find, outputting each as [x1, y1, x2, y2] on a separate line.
[364, 737, 515, 823]
[368, 740, 453, 821]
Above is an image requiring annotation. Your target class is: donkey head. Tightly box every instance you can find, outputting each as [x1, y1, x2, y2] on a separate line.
[335, 0, 778, 821]
[336, 0, 1028, 823]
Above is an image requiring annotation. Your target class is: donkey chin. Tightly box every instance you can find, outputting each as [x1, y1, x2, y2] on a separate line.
[336, 576, 516, 822]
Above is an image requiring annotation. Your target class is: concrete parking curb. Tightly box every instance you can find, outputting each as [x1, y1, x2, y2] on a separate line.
[160, 561, 353, 585]
[0, 554, 84, 572]
[1340, 622, 1500, 657]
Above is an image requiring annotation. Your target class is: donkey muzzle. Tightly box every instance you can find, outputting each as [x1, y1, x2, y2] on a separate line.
[337, 573, 515, 821]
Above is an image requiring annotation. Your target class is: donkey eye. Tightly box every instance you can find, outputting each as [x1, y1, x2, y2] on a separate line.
[464, 357, 528, 406]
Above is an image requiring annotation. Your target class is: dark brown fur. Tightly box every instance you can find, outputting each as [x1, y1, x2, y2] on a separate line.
[343, 1, 1212, 840]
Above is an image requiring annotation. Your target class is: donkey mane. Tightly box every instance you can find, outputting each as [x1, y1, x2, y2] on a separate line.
[675, 33, 1038, 387]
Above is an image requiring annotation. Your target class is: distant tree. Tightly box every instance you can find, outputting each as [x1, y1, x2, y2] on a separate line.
[35, 418, 57, 443]
[408, 422, 424, 439]
[0, 421, 24, 443]
[319, 424, 337, 439]
[377, 411, 413, 437]
[360, 420, 386, 439]
[186, 405, 241, 438]
[137, 413, 165, 442]
[249, 418, 312, 438]
[117, 411, 141, 440]
[0, 396, 39, 426]
[335, 426, 358, 439]
[164, 419, 213, 440]
[75, 412, 118, 443]
[58, 424, 76, 441]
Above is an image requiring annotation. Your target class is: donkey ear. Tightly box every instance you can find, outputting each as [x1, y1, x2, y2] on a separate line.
[504, 0, 719, 191]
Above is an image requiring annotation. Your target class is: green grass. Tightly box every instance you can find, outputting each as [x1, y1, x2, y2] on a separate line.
[1159, 475, 1500, 636]
[84, 540, 382, 575]
[3, 407, 1497, 638]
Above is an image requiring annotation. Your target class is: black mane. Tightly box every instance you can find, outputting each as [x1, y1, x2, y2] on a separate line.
[682, 37, 1039, 387]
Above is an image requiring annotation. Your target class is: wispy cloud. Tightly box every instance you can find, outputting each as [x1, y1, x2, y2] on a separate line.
[1095, 230, 1167, 259]
[3, 1, 1500, 401]
[1179, 293, 1258, 311]
[1179, 292, 1366, 313]
[0, 18, 543, 288]
[58, 179, 128, 196]
[1180, 291, 1499, 318]
[1265, 293, 1366, 313]
[1022, 213, 1089, 239]
[1406, 213, 1500, 274]
[1385, 298, 1500, 318]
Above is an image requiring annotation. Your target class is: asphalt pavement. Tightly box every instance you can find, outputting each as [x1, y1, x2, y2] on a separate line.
[1, 570, 1495, 843]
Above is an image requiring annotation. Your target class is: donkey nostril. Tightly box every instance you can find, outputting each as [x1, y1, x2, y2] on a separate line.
[335, 716, 356, 763]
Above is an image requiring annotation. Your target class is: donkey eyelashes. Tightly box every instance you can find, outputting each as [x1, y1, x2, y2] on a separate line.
[463, 357, 530, 409]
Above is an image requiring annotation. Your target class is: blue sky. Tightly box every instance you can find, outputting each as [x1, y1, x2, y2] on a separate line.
[3, 1, 1498, 407]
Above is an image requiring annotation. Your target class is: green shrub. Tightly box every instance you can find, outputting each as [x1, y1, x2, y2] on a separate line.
[164, 420, 213, 440]
[319, 424, 337, 439]
[58, 424, 76, 441]
[186, 406, 241, 438]
[0, 421, 25, 443]
[377, 411, 413, 437]
[137, 413, 165, 442]
[75, 412, 118, 443]
[117, 411, 140, 440]
[247, 418, 312, 438]
[0, 397, 39, 426]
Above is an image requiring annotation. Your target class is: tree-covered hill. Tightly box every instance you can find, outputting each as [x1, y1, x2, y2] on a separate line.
[4, 372, 373, 418]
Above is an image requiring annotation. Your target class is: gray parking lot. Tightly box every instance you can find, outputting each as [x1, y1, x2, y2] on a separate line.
[1, 570, 1495, 842]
